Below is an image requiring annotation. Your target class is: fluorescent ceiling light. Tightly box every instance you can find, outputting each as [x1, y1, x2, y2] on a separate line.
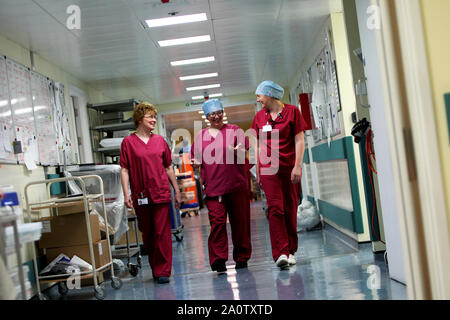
[180, 72, 218, 81]
[201, 115, 206, 119]
[159, 35, 211, 47]
[171, 56, 215, 66]
[146, 13, 207, 28]
[193, 92, 223, 100]
[223, 121, 228, 124]
[198, 110, 204, 113]
[223, 117, 227, 120]
[186, 84, 220, 91]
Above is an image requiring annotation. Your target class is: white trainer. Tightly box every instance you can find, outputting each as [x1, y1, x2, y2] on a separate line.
[288, 254, 296, 265]
[275, 255, 289, 268]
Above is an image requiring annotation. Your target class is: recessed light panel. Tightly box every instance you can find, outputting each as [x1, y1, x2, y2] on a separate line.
[146, 13, 207, 28]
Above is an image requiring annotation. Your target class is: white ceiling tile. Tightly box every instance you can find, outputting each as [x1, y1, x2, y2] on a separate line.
[0, 0, 331, 104]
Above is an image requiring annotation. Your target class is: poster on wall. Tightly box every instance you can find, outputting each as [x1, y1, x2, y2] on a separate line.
[0, 56, 16, 163]
[54, 82, 74, 165]
[301, 43, 342, 144]
[6, 58, 39, 165]
[31, 72, 59, 165]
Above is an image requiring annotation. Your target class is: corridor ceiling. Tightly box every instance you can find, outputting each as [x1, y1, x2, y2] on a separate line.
[0, 0, 332, 104]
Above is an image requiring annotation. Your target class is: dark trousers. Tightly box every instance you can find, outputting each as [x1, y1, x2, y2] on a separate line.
[135, 203, 172, 277]
[205, 190, 252, 267]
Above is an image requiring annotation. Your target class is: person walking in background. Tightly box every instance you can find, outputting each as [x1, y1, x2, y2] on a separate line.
[120, 102, 181, 284]
[251, 81, 307, 269]
[190, 99, 252, 273]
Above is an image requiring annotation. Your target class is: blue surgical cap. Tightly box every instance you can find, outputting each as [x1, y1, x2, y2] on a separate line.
[255, 80, 284, 100]
[202, 99, 223, 116]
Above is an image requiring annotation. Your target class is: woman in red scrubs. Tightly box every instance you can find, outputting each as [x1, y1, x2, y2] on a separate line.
[190, 99, 252, 273]
[120, 102, 181, 284]
[251, 81, 307, 269]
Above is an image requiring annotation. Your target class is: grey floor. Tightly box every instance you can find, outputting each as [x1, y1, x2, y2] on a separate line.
[43, 201, 408, 300]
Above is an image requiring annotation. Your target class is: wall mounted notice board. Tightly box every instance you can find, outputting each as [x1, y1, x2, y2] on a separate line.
[0, 54, 74, 166]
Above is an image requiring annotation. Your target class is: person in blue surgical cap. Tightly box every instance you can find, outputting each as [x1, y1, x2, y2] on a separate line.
[190, 99, 252, 273]
[251, 80, 307, 270]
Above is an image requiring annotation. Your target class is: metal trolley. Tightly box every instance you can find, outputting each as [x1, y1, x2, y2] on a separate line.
[170, 185, 183, 242]
[112, 210, 143, 277]
[24, 175, 122, 300]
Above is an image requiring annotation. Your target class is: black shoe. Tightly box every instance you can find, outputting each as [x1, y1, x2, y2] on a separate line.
[156, 276, 170, 284]
[211, 259, 227, 273]
[235, 261, 248, 269]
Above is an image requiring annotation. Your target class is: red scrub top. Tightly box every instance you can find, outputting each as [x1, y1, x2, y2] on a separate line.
[120, 133, 172, 207]
[190, 124, 250, 198]
[251, 104, 307, 171]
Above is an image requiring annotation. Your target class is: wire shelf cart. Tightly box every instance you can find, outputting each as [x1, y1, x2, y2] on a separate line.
[112, 210, 142, 277]
[24, 175, 123, 300]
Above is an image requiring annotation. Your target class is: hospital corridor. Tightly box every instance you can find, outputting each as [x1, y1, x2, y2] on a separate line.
[0, 0, 450, 305]
[40, 201, 407, 300]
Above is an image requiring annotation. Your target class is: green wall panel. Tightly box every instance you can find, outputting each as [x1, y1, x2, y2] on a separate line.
[344, 138, 364, 233]
[303, 151, 310, 164]
[309, 137, 364, 233]
[318, 199, 355, 231]
[311, 139, 346, 162]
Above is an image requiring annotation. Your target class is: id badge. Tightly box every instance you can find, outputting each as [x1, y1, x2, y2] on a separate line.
[262, 124, 272, 132]
[137, 198, 148, 206]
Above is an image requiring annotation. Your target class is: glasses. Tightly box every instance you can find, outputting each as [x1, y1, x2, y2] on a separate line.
[208, 110, 223, 118]
[143, 114, 156, 120]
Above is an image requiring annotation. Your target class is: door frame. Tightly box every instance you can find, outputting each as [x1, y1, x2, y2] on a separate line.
[375, 0, 450, 299]
[389, 0, 450, 299]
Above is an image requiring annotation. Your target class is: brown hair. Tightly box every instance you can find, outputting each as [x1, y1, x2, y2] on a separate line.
[132, 102, 158, 128]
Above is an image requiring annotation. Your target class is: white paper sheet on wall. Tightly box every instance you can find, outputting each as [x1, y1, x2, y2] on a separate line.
[0, 57, 16, 163]
[31, 72, 59, 165]
[301, 39, 343, 143]
[5, 58, 39, 164]
[24, 149, 37, 170]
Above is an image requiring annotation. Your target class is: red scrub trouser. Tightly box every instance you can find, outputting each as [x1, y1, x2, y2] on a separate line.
[205, 190, 252, 268]
[260, 170, 301, 261]
[135, 203, 172, 278]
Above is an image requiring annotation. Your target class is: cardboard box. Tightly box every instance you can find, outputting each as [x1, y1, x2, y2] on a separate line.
[38, 213, 101, 249]
[46, 239, 111, 270]
[116, 220, 143, 246]
[56, 201, 93, 216]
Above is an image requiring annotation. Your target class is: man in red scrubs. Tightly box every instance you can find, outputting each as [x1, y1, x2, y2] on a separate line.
[120, 102, 181, 284]
[251, 81, 307, 269]
[190, 99, 252, 273]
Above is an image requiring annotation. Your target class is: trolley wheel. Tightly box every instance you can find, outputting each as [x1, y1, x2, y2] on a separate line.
[58, 282, 69, 296]
[137, 256, 142, 268]
[175, 234, 184, 242]
[94, 286, 105, 300]
[129, 264, 139, 277]
[111, 277, 123, 290]
[38, 293, 49, 300]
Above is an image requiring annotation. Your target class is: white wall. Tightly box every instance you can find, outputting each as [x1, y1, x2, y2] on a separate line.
[355, 0, 406, 284]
